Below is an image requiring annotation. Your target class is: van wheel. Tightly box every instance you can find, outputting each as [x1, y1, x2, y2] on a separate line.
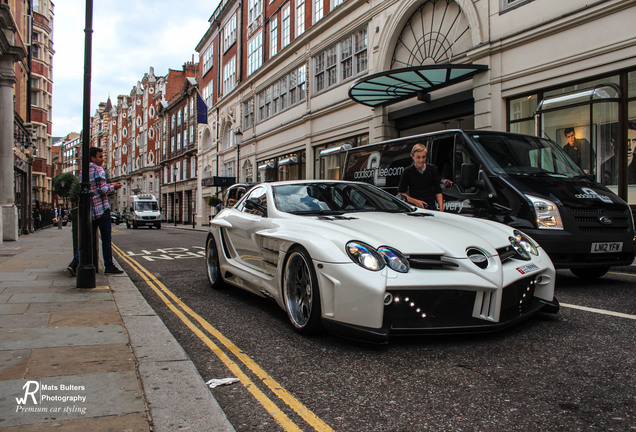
[570, 266, 610, 280]
[156, 223, 161, 230]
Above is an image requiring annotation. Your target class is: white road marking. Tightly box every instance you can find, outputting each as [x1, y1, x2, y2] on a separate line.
[560, 303, 636, 320]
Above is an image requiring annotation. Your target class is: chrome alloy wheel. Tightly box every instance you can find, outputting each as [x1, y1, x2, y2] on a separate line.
[283, 248, 321, 333]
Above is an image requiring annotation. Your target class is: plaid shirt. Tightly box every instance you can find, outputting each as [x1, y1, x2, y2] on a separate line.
[88, 162, 114, 220]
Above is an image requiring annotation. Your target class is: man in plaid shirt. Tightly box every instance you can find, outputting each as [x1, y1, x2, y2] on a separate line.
[68, 147, 123, 275]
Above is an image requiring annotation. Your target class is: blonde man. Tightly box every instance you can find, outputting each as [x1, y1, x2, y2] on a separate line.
[398, 143, 444, 211]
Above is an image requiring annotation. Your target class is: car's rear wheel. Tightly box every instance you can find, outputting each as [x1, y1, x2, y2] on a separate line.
[283, 247, 322, 334]
[206, 235, 224, 289]
[570, 266, 610, 280]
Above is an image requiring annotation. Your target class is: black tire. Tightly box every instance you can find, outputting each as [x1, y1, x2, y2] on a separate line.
[570, 266, 610, 280]
[283, 246, 322, 335]
[206, 235, 224, 289]
[156, 223, 161, 230]
[126, 221, 130, 229]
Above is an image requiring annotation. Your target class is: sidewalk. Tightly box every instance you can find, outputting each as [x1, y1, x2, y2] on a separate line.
[0, 226, 234, 431]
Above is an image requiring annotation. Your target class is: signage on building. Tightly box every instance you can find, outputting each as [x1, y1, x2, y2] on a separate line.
[201, 176, 236, 187]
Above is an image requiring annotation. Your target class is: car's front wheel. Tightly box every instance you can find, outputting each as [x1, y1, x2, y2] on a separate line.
[206, 235, 224, 289]
[283, 247, 322, 334]
[570, 266, 610, 280]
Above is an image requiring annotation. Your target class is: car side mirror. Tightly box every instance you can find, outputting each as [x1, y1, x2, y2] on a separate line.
[459, 163, 478, 188]
[245, 197, 267, 216]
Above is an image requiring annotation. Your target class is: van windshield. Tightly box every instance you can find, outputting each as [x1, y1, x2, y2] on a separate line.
[471, 133, 585, 177]
[136, 202, 158, 211]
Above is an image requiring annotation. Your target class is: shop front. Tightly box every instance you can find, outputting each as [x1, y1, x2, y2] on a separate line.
[508, 70, 636, 209]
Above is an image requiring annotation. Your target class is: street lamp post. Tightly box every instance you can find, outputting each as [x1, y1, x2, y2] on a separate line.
[77, 0, 95, 288]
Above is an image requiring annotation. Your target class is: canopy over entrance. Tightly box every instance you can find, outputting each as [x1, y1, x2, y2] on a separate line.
[348, 64, 487, 107]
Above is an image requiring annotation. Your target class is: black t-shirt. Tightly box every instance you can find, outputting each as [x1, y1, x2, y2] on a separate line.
[398, 164, 442, 209]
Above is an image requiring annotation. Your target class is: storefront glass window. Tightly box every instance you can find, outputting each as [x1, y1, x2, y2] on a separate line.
[540, 100, 619, 191]
[628, 101, 636, 205]
[628, 71, 636, 98]
[278, 152, 306, 181]
[509, 95, 537, 135]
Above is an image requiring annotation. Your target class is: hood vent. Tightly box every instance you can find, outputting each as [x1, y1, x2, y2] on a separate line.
[467, 248, 489, 269]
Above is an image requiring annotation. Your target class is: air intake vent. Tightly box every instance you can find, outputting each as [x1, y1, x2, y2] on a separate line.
[467, 248, 489, 269]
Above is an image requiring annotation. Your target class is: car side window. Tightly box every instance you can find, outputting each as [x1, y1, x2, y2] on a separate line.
[238, 186, 267, 216]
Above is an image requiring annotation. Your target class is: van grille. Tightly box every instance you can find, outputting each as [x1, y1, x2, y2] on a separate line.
[570, 207, 632, 234]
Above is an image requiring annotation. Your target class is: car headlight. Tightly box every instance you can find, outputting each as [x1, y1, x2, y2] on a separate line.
[526, 195, 563, 230]
[346, 241, 385, 271]
[509, 230, 539, 260]
[378, 246, 410, 273]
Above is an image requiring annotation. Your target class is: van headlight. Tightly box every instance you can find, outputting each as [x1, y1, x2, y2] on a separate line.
[526, 195, 563, 230]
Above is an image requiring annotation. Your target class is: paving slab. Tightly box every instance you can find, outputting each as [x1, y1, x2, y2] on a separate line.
[7, 292, 112, 304]
[48, 311, 121, 327]
[0, 313, 50, 329]
[0, 325, 127, 350]
[0, 370, 146, 428]
[25, 344, 136, 378]
[0, 412, 151, 432]
[0, 350, 30, 380]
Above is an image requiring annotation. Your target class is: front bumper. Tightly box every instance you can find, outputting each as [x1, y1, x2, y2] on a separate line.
[525, 228, 635, 269]
[315, 253, 557, 342]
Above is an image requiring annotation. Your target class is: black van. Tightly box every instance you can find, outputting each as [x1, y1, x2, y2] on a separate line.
[342, 130, 635, 279]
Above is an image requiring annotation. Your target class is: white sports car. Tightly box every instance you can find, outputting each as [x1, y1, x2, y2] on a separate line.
[206, 180, 559, 342]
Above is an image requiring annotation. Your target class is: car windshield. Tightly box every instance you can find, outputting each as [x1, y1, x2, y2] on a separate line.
[273, 182, 413, 215]
[471, 133, 585, 177]
[136, 202, 158, 211]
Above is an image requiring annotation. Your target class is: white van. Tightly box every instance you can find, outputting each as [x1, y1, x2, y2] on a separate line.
[125, 194, 161, 229]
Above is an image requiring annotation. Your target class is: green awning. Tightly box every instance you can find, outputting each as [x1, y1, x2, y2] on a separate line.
[348, 64, 488, 107]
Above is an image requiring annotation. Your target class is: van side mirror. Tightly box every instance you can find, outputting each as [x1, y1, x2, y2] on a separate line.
[460, 163, 478, 188]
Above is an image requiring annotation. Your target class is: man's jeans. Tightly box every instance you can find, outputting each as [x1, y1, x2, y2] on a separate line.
[70, 209, 114, 268]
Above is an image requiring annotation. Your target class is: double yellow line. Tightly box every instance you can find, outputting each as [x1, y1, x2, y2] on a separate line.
[112, 244, 333, 432]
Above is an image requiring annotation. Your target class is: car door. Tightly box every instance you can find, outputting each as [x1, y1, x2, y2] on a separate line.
[429, 133, 485, 215]
[222, 186, 274, 275]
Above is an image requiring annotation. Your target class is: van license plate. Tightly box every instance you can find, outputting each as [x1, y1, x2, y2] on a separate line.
[590, 242, 623, 253]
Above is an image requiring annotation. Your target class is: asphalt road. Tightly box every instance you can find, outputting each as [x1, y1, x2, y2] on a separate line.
[111, 225, 636, 432]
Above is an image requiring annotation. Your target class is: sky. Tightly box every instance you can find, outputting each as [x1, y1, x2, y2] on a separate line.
[51, 0, 219, 138]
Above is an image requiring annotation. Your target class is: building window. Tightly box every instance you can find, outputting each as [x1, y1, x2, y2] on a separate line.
[177, 110, 182, 126]
[223, 56, 237, 95]
[314, 0, 323, 22]
[224, 126, 235, 150]
[190, 125, 194, 144]
[248, 0, 262, 24]
[282, 4, 291, 48]
[258, 65, 306, 122]
[177, 134, 181, 150]
[244, 98, 254, 129]
[203, 81, 213, 107]
[296, 0, 305, 37]
[247, 31, 263, 76]
[224, 160, 235, 177]
[331, 0, 344, 8]
[270, 17, 278, 57]
[223, 14, 237, 52]
[313, 28, 367, 93]
[202, 45, 214, 75]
